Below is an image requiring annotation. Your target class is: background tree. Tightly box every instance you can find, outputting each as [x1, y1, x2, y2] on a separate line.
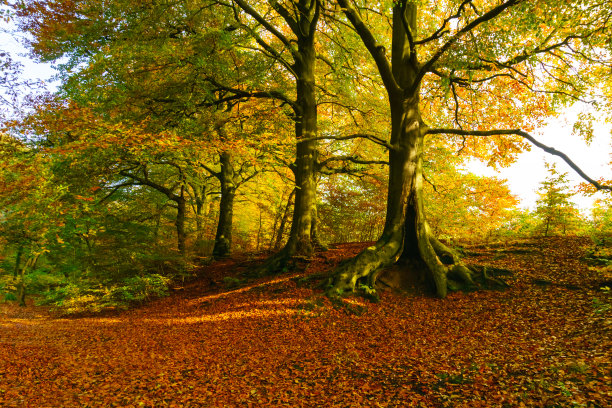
[535, 163, 582, 237]
[423, 147, 519, 243]
[13, 0, 295, 258]
[590, 197, 612, 246]
[224, 0, 324, 260]
[317, 173, 387, 244]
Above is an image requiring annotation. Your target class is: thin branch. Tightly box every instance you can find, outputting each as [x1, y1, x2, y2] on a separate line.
[414, 0, 522, 94]
[422, 172, 438, 193]
[200, 162, 221, 179]
[119, 170, 183, 200]
[202, 77, 298, 111]
[319, 154, 388, 168]
[415, 0, 472, 45]
[449, 79, 462, 129]
[298, 132, 396, 151]
[336, 0, 400, 96]
[235, 27, 296, 75]
[232, 0, 293, 50]
[97, 182, 135, 204]
[269, 0, 300, 35]
[426, 127, 612, 191]
[399, 1, 416, 57]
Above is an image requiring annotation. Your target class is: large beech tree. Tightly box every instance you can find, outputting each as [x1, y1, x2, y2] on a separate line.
[226, 0, 323, 259]
[329, 0, 612, 297]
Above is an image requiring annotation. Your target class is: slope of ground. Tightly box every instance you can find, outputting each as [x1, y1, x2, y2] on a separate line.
[0, 237, 610, 407]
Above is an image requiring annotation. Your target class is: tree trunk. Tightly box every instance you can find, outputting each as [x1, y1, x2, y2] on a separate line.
[274, 189, 295, 250]
[213, 151, 236, 259]
[15, 252, 42, 307]
[263, 8, 320, 271]
[283, 42, 318, 257]
[329, 94, 434, 294]
[13, 245, 23, 278]
[256, 208, 263, 252]
[176, 188, 187, 256]
[195, 184, 209, 246]
[17, 257, 26, 307]
[310, 202, 325, 249]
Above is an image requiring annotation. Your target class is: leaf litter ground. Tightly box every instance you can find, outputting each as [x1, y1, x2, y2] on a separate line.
[1, 237, 610, 407]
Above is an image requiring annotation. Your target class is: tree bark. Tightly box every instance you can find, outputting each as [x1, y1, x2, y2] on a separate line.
[176, 187, 187, 256]
[213, 151, 236, 259]
[229, 1, 321, 272]
[310, 201, 325, 249]
[274, 188, 295, 250]
[13, 245, 23, 278]
[261, 2, 321, 272]
[16, 251, 42, 307]
[118, 170, 189, 256]
[283, 38, 318, 257]
[194, 183, 209, 246]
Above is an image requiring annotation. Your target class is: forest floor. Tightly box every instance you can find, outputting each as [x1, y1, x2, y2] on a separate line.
[0, 236, 611, 407]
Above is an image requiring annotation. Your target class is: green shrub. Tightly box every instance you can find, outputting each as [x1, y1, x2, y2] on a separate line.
[39, 274, 172, 315]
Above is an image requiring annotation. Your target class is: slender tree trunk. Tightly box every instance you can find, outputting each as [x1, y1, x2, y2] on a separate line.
[274, 189, 295, 250]
[213, 151, 236, 259]
[13, 245, 23, 278]
[15, 249, 26, 307]
[16, 252, 41, 307]
[17, 264, 26, 307]
[269, 197, 283, 250]
[195, 184, 208, 245]
[176, 188, 187, 256]
[310, 197, 325, 249]
[256, 208, 263, 251]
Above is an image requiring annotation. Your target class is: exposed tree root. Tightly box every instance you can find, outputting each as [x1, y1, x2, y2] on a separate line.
[248, 238, 314, 278]
[327, 233, 512, 299]
[327, 235, 402, 296]
[247, 248, 293, 278]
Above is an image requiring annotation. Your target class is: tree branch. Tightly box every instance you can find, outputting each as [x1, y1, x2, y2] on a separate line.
[319, 154, 388, 169]
[426, 127, 612, 191]
[336, 0, 400, 96]
[298, 132, 396, 151]
[202, 77, 298, 111]
[269, 0, 300, 35]
[97, 182, 135, 204]
[232, 0, 294, 50]
[415, 0, 473, 45]
[119, 170, 182, 200]
[414, 0, 522, 94]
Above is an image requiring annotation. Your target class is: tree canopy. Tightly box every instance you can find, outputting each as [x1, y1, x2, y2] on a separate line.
[1, 0, 611, 309]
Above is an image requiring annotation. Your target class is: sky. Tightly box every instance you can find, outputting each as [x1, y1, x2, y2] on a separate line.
[2, 20, 611, 213]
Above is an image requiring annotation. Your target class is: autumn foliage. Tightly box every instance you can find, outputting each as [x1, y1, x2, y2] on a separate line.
[1, 0, 612, 405]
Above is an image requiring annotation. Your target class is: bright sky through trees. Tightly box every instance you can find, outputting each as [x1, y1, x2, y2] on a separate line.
[468, 105, 612, 211]
[1, 7, 610, 212]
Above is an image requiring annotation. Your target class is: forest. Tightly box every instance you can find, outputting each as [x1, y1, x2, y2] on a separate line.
[1, 0, 611, 406]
